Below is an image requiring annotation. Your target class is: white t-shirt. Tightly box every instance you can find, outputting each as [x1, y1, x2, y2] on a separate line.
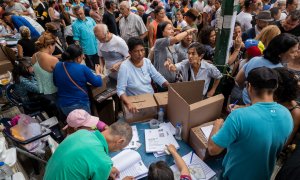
[280, 12, 287, 20]
[193, 0, 205, 13]
[21, 16, 45, 34]
[97, 34, 129, 78]
[176, 20, 187, 29]
[27, 7, 36, 20]
[203, 5, 214, 14]
[236, 11, 253, 31]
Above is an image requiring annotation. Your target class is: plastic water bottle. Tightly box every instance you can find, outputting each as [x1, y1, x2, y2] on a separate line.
[0, 162, 13, 179]
[158, 108, 164, 124]
[175, 123, 182, 140]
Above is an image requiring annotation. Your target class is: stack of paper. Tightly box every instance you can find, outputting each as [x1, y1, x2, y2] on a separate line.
[200, 125, 213, 140]
[159, 122, 176, 135]
[112, 149, 148, 180]
[170, 151, 216, 180]
[145, 126, 180, 157]
[124, 126, 141, 150]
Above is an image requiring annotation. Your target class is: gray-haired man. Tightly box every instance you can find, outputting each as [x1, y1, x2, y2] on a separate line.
[94, 24, 129, 80]
[44, 121, 133, 180]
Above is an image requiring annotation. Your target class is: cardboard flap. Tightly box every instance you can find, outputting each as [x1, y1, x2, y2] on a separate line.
[169, 80, 204, 105]
[168, 85, 190, 126]
[127, 94, 157, 109]
[189, 94, 224, 126]
[154, 92, 168, 105]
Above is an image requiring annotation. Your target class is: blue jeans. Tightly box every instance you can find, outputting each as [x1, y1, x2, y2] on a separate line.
[60, 102, 91, 116]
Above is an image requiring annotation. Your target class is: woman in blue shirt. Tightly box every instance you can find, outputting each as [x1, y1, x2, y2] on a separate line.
[117, 37, 169, 113]
[236, 33, 299, 104]
[53, 44, 103, 116]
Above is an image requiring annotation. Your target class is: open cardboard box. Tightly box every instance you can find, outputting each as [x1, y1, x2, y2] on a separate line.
[0, 45, 14, 74]
[89, 75, 107, 98]
[168, 80, 224, 142]
[189, 121, 216, 160]
[153, 92, 168, 118]
[123, 93, 158, 123]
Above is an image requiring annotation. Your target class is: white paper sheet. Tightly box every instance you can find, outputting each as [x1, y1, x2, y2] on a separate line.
[170, 151, 216, 180]
[145, 127, 179, 153]
[200, 125, 213, 140]
[124, 126, 139, 149]
[112, 149, 148, 180]
[159, 122, 176, 135]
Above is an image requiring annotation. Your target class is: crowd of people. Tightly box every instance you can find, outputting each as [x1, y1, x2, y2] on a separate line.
[0, 0, 300, 179]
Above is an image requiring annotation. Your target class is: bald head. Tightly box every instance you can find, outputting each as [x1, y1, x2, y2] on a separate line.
[120, 1, 131, 17]
[137, 5, 145, 16]
[94, 24, 110, 43]
[120, 1, 130, 8]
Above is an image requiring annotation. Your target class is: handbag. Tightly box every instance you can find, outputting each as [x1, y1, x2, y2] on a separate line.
[62, 63, 88, 95]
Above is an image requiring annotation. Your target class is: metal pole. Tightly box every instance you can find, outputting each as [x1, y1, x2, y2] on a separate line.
[214, 0, 239, 69]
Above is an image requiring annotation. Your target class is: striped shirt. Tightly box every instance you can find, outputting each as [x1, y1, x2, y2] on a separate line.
[119, 13, 147, 42]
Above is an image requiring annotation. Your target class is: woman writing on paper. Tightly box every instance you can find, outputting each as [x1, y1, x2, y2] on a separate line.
[53, 44, 103, 116]
[148, 144, 192, 180]
[117, 37, 169, 113]
[164, 42, 222, 97]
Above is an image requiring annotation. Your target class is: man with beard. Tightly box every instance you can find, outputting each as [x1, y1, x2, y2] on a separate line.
[275, 9, 300, 36]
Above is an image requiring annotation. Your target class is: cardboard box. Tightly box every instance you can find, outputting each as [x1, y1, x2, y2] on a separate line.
[189, 121, 215, 160]
[168, 80, 224, 142]
[153, 92, 168, 118]
[91, 99, 116, 125]
[0, 45, 15, 74]
[90, 76, 107, 97]
[123, 93, 158, 123]
[0, 61, 12, 75]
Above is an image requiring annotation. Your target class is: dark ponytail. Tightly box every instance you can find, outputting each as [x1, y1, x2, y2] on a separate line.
[61, 44, 83, 62]
[12, 58, 32, 84]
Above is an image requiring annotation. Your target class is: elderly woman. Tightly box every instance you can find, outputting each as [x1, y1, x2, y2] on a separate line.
[53, 44, 102, 116]
[17, 26, 37, 58]
[63, 109, 108, 135]
[164, 42, 222, 97]
[153, 21, 197, 85]
[117, 37, 169, 113]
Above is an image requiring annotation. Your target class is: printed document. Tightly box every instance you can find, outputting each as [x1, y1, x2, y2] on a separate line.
[170, 151, 216, 180]
[112, 149, 148, 180]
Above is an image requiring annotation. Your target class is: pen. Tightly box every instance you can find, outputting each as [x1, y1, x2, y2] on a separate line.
[231, 100, 239, 110]
[190, 151, 194, 164]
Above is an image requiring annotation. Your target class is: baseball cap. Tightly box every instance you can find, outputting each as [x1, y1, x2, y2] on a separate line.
[244, 39, 265, 57]
[66, 109, 99, 129]
[247, 67, 278, 89]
